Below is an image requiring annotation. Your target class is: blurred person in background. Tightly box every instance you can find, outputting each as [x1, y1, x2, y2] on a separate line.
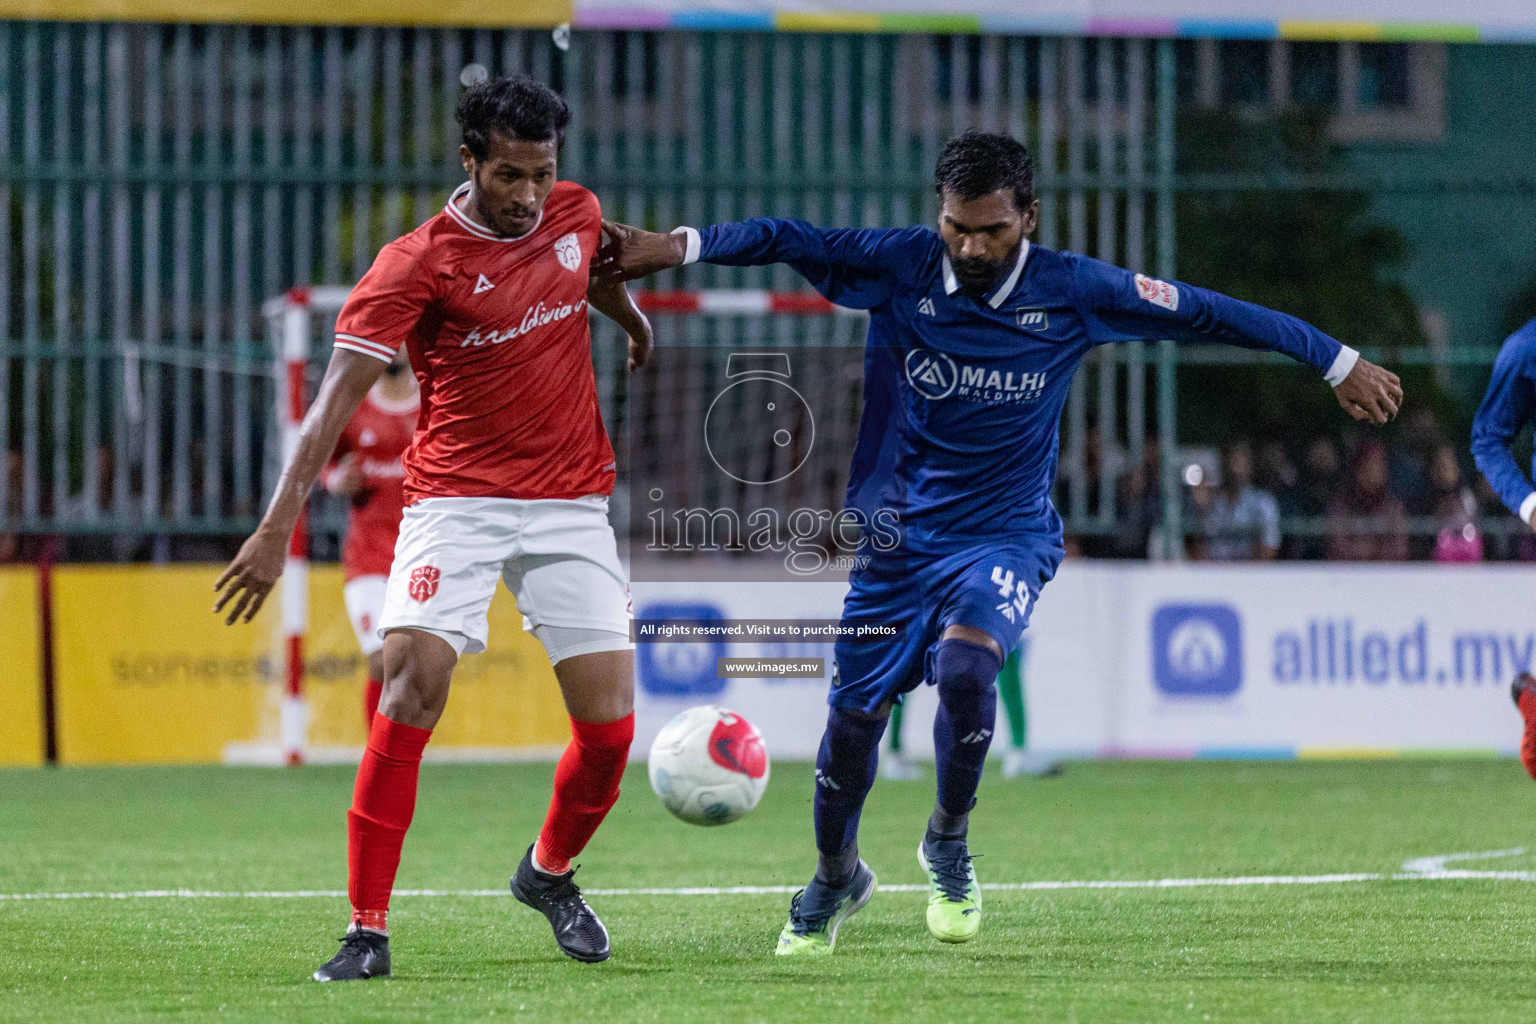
[1256, 440, 1298, 510]
[1108, 441, 1163, 559]
[1283, 437, 1341, 560]
[0, 451, 22, 563]
[1327, 437, 1408, 561]
[1428, 444, 1482, 563]
[1389, 406, 1445, 517]
[61, 447, 141, 562]
[1189, 439, 1280, 561]
[1469, 315, 1536, 779]
[324, 346, 419, 723]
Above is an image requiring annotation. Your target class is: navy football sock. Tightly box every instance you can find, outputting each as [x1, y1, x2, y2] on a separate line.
[932, 638, 1002, 823]
[812, 707, 888, 886]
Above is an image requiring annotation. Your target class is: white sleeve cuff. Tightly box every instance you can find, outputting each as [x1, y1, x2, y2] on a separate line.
[1324, 345, 1360, 388]
[334, 334, 396, 363]
[1519, 492, 1536, 526]
[671, 226, 701, 266]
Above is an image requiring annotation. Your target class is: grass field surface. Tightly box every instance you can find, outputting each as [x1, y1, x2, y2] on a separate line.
[4, 759, 1536, 1023]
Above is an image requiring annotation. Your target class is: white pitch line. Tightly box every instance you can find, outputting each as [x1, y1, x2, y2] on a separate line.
[4, 870, 1536, 903]
[1400, 847, 1526, 874]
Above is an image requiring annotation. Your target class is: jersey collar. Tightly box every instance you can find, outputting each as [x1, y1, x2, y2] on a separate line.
[941, 239, 1031, 310]
[445, 182, 544, 243]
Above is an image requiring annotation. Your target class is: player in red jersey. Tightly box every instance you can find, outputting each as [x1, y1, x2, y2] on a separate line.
[323, 346, 419, 722]
[214, 76, 653, 977]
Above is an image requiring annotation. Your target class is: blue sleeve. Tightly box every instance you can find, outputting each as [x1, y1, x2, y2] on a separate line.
[697, 219, 918, 310]
[1070, 254, 1343, 373]
[1471, 322, 1536, 519]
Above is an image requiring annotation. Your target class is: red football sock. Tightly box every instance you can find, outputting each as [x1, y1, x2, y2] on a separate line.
[363, 676, 383, 725]
[1519, 689, 1536, 781]
[347, 713, 433, 932]
[534, 714, 635, 875]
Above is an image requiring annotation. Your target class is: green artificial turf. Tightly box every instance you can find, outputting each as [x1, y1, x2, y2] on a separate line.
[3, 759, 1536, 1023]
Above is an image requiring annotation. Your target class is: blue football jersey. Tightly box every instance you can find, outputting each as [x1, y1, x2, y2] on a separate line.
[1471, 318, 1536, 522]
[684, 219, 1354, 553]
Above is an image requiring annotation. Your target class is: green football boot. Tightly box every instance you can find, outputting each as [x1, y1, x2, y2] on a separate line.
[774, 860, 877, 956]
[918, 835, 981, 943]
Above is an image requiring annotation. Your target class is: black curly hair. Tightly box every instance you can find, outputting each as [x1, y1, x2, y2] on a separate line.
[456, 74, 570, 158]
[934, 130, 1035, 212]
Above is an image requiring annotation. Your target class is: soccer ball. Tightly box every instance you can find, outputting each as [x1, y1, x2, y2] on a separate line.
[647, 706, 770, 826]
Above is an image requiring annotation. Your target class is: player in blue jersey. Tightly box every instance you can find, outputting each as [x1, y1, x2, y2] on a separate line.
[598, 131, 1402, 953]
[1470, 317, 1536, 780]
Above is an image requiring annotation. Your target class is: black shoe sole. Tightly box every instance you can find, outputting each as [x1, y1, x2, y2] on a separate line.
[312, 968, 391, 982]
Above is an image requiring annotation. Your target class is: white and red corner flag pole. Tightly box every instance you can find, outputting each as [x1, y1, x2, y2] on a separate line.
[279, 287, 313, 766]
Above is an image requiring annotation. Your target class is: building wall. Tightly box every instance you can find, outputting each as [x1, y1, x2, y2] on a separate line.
[1347, 44, 1536, 354]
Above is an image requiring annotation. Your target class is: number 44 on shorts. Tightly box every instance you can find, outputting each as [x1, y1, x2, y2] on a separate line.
[990, 566, 1029, 624]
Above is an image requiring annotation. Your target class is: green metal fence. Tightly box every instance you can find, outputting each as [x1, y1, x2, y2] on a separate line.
[0, 23, 1524, 555]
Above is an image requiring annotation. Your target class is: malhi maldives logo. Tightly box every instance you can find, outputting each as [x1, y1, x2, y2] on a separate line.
[905, 348, 958, 399]
[905, 345, 1047, 404]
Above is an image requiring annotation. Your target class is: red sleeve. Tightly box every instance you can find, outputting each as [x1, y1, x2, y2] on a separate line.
[334, 237, 434, 363]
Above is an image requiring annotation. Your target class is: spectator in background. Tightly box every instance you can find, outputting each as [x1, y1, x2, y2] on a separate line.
[0, 450, 20, 563]
[1108, 440, 1163, 559]
[1390, 406, 1445, 516]
[1190, 439, 1280, 561]
[1328, 437, 1408, 561]
[1429, 444, 1483, 563]
[60, 446, 142, 562]
[1283, 437, 1342, 560]
[1256, 440, 1298, 507]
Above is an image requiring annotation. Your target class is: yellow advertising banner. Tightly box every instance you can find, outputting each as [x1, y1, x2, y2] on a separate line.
[0, 567, 43, 767]
[53, 564, 569, 765]
[0, 0, 569, 27]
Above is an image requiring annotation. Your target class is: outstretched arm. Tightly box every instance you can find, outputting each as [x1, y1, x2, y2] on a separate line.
[1077, 257, 1402, 425]
[214, 349, 385, 624]
[1472, 328, 1536, 527]
[595, 218, 913, 311]
[217, 239, 431, 623]
[587, 274, 653, 373]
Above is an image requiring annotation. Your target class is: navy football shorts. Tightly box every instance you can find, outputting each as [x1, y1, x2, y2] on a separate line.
[829, 537, 1063, 715]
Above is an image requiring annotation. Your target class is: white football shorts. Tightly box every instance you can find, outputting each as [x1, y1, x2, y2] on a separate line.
[377, 495, 633, 660]
[342, 574, 388, 656]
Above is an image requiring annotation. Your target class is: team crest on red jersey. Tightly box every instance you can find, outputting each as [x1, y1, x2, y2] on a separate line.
[408, 565, 441, 602]
[554, 232, 582, 272]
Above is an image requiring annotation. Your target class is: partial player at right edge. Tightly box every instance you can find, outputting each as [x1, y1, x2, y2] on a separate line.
[1470, 315, 1536, 778]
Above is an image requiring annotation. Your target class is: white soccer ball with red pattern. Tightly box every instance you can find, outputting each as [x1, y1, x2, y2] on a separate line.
[647, 706, 770, 826]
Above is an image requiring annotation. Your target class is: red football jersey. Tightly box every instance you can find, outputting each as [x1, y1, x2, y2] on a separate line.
[333, 180, 616, 505]
[326, 386, 418, 580]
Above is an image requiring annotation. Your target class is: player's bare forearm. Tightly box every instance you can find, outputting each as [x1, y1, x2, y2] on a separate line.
[593, 220, 687, 283]
[587, 274, 654, 372]
[213, 349, 385, 624]
[261, 351, 385, 534]
[1333, 356, 1403, 425]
